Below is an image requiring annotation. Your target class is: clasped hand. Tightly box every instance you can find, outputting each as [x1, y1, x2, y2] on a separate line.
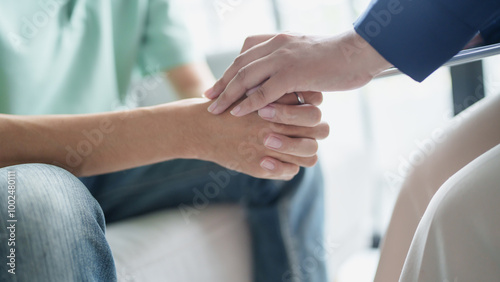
[193, 91, 329, 180]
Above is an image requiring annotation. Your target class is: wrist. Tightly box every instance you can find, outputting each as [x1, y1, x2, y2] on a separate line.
[347, 29, 392, 78]
[159, 98, 212, 161]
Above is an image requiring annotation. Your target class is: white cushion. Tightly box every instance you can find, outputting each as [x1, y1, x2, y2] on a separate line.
[106, 204, 251, 282]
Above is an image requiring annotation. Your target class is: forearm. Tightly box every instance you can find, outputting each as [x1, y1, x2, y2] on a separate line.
[0, 101, 196, 177]
[0, 96, 328, 180]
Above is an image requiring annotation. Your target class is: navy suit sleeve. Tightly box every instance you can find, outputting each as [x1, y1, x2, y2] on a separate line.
[481, 18, 500, 45]
[354, 0, 500, 82]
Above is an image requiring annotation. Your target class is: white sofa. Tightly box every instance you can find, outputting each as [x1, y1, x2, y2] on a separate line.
[107, 204, 252, 282]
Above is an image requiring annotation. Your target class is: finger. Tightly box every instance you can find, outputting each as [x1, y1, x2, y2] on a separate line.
[275, 92, 324, 106]
[270, 122, 330, 140]
[259, 157, 300, 180]
[245, 82, 266, 96]
[263, 133, 319, 157]
[209, 56, 286, 115]
[241, 34, 275, 53]
[266, 153, 319, 168]
[228, 72, 293, 117]
[205, 36, 278, 99]
[258, 104, 322, 127]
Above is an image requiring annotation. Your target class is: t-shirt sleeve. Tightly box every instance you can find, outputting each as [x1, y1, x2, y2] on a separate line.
[354, 0, 500, 82]
[137, 0, 203, 76]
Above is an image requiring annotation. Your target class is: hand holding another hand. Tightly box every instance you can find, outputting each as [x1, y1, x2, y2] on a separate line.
[185, 92, 329, 180]
[205, 30, 391, 117]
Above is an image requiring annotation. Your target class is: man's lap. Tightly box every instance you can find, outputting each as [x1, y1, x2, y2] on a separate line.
[79, 159, 307, 224]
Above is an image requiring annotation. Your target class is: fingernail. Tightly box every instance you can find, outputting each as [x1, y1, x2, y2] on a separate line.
[208, 101, 218, 113]
[204, 87, 215, 98]
[265, 136, 282, 149]
[230, 105, 241, 116]
[258, 106, 276, 119]
[260, 159, 275, 171]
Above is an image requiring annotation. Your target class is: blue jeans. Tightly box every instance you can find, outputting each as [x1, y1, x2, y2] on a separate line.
[0, 160, 326, 281]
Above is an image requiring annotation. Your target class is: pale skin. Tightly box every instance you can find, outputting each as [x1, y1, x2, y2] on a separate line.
[205, 29, 392, 116]
[0, 92, 328, 180]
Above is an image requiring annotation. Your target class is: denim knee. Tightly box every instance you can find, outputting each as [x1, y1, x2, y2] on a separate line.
[0, 164, 115, 281]
[0, 163, 105, 228]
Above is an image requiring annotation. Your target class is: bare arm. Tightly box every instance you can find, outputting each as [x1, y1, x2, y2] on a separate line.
[166, 62, 216, 99]
[0, 98, 328, 180]
[0, 101, 196, 177]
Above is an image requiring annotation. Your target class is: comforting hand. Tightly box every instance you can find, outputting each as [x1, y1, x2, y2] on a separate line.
[183, 98, 329, 180]
[205, 29, 391, 116]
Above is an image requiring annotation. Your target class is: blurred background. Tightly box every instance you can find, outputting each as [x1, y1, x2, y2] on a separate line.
[135, 0, 500, 280]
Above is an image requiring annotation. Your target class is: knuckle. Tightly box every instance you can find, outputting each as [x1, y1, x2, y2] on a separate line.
[243, 36, 257, 49]
[233, 54, 245, 69]
[274, 33, 292, 44]
[282, 104, 295, 118]
[252, 86, 269, 105]
[273, 48, 293, 59]
[276, 106, 293, 124]
[236, 67, 247, 81]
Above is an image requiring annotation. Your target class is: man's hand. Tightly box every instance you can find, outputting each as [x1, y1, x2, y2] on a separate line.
[205, 29, 391, 117]
[184, 97, 329, 180]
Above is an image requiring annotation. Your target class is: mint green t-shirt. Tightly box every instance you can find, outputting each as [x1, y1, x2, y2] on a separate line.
[0, 0, 201, 115]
